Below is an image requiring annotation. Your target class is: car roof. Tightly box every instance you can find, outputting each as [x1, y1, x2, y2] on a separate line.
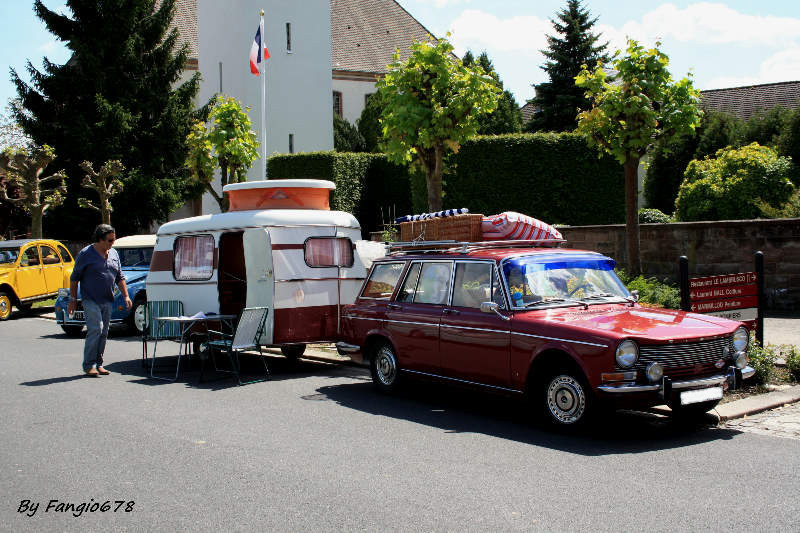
[113, 234, 157, 248]
[381, 246, 606, 263]
[0, 238, 68, 248]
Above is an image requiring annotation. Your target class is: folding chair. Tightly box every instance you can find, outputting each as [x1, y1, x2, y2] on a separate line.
[205, 307, 270, 385]
[141, 300, 184, 368]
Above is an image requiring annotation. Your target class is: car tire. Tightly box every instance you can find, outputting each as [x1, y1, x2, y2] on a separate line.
[370, 342, 401, 393]
[17, 302, 33, 314]
[0, 292, 12, 320]
[669, 399, 720, 419]
[541, 370, 592, 428]
[128, 297, 148, 335]
[280, 344, 306, 360]
[61, 325, 84, 337]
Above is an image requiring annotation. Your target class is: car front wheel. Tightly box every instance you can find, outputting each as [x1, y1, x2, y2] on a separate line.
[280, 344, 306, 360]
[542, 372, 591, 427]
[370, 342, 400, 393]
[129, 298, 148, 334]
[0, 292, 12, 320]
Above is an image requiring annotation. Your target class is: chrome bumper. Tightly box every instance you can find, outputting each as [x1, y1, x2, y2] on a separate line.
[597, 365, 755, 394]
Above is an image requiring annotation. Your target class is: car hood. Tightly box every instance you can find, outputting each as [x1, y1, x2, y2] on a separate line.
[517, 304, 739, 344]
[123, 270, 148, 284]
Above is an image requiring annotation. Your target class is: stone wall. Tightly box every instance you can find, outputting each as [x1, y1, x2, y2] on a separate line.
[558, 218, 800, 310]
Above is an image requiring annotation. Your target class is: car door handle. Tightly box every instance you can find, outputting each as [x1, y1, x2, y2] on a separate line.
[443, 308, 460, 315]
[387, 303, 402, 310]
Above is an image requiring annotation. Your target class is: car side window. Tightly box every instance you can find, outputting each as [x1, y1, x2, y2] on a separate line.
[396, 263, 421, 302]
[21, 246, 40, 267]
[412, 262, 452, 305]
[360, 262, 405, 299]
[57, 245, 73, 263]
[41, 245, 61, 264]
[452, 262, 493, 309]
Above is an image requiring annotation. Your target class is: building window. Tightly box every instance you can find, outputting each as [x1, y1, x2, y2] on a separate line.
[304, 237, 353, 268]
[289, 134, 294, 154]
[333, 91, 342, 117]
[286, 22, 292, 52]
[173, 235, 214, 281]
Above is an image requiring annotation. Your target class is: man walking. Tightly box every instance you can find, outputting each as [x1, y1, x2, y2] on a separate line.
[68, 224, 132, 376]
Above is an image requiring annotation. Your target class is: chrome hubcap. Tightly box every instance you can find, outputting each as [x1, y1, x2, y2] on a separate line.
[547, 375, 586, 424]
[0, 297, 9, 318]
[375, 347, 397, 385]
[133, 303, 147, 332]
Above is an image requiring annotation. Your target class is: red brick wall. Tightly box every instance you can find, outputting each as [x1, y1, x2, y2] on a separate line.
[558, 218, 800, 310]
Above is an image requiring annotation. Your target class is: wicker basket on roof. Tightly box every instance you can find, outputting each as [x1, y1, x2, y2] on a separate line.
[398, 214, 484, 242]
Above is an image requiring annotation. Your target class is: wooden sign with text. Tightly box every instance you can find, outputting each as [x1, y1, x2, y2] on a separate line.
[688, 272, 759, 331]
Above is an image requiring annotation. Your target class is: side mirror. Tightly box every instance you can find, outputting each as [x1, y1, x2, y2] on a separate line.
[480, 301, 510, 321]
[630, 289, 640, 303]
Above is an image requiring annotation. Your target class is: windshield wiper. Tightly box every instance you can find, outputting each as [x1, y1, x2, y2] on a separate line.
[523, 297, 588, 310]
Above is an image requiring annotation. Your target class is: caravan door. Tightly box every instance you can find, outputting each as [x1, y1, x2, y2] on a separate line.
[243, 228, 274, 344]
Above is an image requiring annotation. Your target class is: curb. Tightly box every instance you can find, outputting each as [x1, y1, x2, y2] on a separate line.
[714, 385, 800, 421]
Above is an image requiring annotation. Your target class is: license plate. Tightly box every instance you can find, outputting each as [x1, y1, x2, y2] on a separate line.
[70, 311, 84, 321]
[680, 386, 723, 405]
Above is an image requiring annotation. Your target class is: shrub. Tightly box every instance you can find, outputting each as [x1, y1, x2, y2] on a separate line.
[674, 143, 796, 221]
[638, 208, 671, 224]
[784, 345, 800, 381]
[444, 133, 624, 225]
[616, 269, 681, 309]
[333, 114, 366, 152]
[747, 339, 777, 385]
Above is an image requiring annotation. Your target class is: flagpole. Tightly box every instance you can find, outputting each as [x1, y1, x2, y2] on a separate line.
[260, 9, 267, 179]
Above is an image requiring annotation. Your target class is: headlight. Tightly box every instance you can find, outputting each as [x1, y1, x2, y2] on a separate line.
[646, 362, 663, 383]
[733, 327, 748, 352]
[735, 351, 748, 369]
[615, 340, 639, 368]
[58, 288, 70, 298]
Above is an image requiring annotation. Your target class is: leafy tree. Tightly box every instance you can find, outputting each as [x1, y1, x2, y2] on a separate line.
[576, 39, 702, 275]
[528, 0, 609, 132]
[0, 145, 66, 238]
[744, 106, 792, 148]
[0, 100, 31, 152]
[11, 0, 201, 237]
[674, 143, 796, 221]
[334, 113, 366, 152]
[357, 93, 385, 153]
[186, 95, 259, 212]
[462, 51, 522, 134]
[78, 160, 124, 225]
[376, 35, 501, 211]
[778, 106, 800, 186]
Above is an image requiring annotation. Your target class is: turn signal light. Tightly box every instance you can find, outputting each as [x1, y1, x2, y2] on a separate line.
[601, 371, 637, 382]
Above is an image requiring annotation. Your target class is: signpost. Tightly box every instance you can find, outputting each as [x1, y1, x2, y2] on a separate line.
[679, 252, 764, 345]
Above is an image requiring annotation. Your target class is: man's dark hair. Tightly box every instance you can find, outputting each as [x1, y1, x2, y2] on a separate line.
[93, 224, 115, 242]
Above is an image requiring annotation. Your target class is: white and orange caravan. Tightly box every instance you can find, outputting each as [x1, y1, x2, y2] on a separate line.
[146, 179, 384, 356]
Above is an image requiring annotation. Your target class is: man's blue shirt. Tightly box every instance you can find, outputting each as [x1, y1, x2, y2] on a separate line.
[70, 245, 125, 304]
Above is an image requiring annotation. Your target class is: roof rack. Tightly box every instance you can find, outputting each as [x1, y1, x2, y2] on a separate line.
[387, 239, 567, 255]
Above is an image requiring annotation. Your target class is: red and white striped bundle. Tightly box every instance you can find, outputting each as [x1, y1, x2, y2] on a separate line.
[481, 212, 562, 241]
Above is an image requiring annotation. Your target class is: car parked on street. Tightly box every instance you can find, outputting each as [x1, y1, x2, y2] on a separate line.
[337, 240, 755, 427]
[0, 238, 74, 320]
[54, 234, 155, 336]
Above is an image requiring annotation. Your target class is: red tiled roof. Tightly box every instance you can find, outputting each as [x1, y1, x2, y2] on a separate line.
[162, 0, 198, 60]
[331, 0, 434, 74]
[700, 81, 800, 120]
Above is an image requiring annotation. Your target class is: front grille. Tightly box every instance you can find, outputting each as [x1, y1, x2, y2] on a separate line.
[633, 336, 733, 378]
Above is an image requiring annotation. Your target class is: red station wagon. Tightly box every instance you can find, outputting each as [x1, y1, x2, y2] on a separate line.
[337, 241, 755, 427]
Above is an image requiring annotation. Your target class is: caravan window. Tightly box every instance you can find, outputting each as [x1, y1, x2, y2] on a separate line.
[304, 237, 353, 268]
[174, 235, 214, 280]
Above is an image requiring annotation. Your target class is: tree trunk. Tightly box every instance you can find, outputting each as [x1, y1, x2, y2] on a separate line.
[624, 158, 642, 277]
[101, 206, 110, 225]
[30, 207, 43, 239]
[424, 145, 444, 212]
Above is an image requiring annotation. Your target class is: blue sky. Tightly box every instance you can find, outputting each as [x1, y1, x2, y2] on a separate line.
[2, 1, 799, 110]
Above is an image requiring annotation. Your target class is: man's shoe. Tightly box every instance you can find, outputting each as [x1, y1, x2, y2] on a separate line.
[85, 368, 99, 377]
[97, 367, 110, 375]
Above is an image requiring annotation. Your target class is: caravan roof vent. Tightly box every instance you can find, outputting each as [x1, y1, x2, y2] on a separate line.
[222, 179, 335, 211]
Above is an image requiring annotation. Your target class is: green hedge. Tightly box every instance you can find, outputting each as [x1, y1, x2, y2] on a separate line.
[443, 133, 624, 225]
[267, 152, 412, 235]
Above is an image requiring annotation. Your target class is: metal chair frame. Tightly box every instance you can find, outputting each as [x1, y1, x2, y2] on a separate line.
[205, 307, 270, 385]
[141, 300, 184, 368]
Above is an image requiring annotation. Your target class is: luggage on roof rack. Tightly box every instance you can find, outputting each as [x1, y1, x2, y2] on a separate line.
[387, 239, 566, 254]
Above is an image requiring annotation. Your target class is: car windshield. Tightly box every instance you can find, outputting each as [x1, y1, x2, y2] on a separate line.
[0, 248, 20, 265]
[503, 255, 630, 308]
[116, 247, 153, 268]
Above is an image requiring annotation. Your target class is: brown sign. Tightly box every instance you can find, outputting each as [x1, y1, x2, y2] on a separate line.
[690, 283, 758, 301]
[690, 295, 759, 313]
[689, 272, 757, 289]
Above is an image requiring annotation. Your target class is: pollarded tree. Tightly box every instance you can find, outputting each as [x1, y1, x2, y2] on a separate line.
[78, 160, 125, 225]
[576, 39, 702, 275]
[377, 35, 501, 211]
[0, 145, 66, 238]
[186, 95, 259, 212]
[462, 51, 523, 134]
[528, 0, 609, 132]
[11, 0, 201, 237]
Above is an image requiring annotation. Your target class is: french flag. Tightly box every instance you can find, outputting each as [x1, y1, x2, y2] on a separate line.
[249, 26, 270, 75]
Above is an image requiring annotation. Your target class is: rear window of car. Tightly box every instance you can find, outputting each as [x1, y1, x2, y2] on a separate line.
[361, 262, 405, 299]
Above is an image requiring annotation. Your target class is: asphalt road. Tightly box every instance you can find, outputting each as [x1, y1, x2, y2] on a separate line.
[2, 314, 799, 532]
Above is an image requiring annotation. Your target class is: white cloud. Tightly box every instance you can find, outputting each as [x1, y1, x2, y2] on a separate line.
[446, 9, 550, 54]
[38, 40, 59, 53]
[705, 46, 800, 89]
[416, 0, 473, 8]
